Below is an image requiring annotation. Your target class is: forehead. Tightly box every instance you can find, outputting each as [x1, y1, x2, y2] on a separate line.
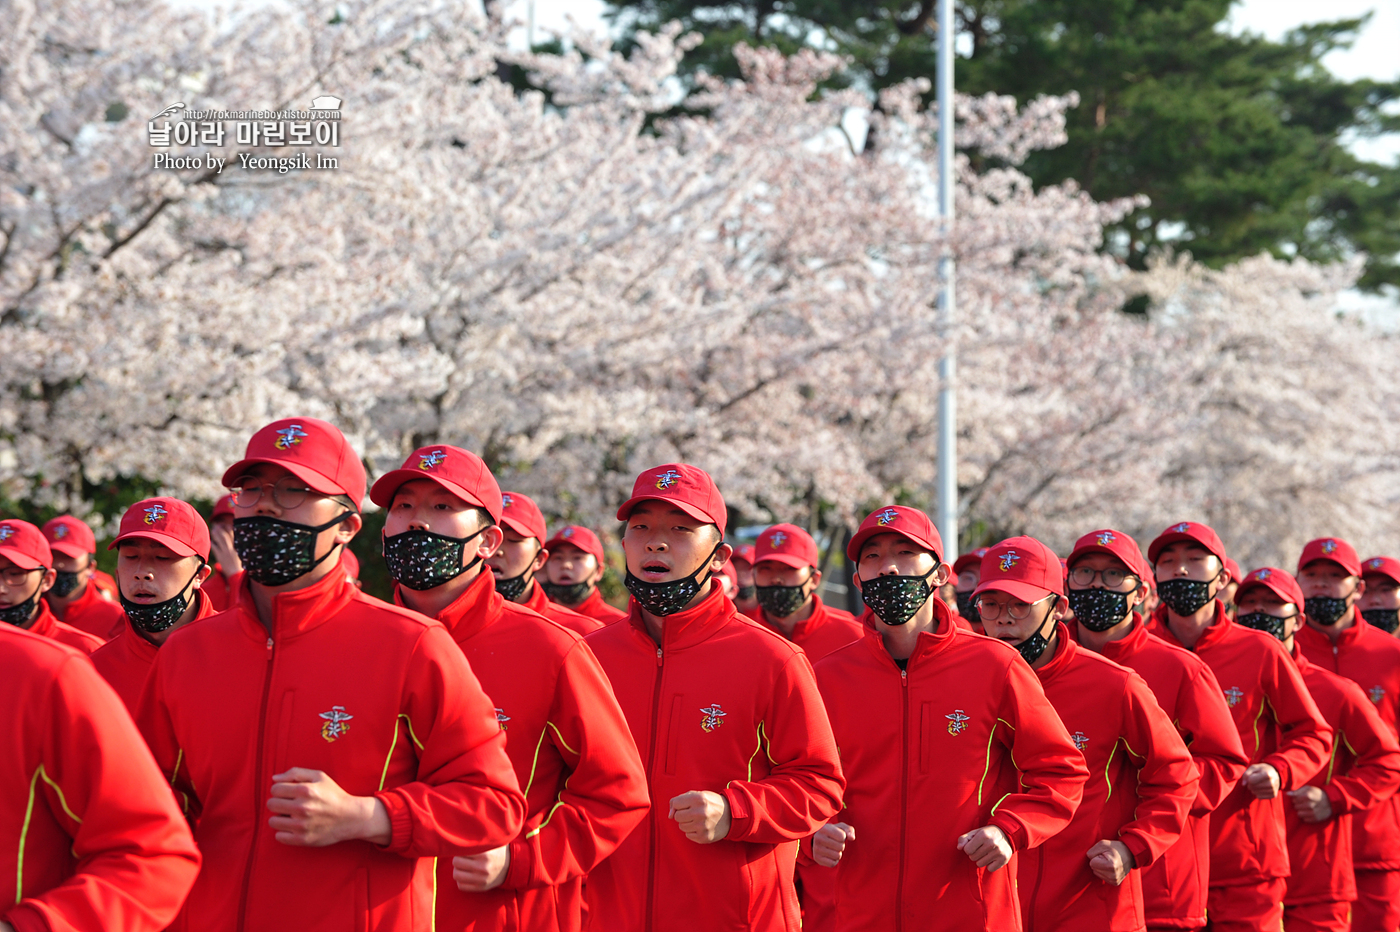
[500, 525, 536, 543]
[859, 531, 929, 557]
[550, 542, 591, 559]
[1070, 551, 1131, 571]
[1364, 574, 1399, 588]
[238, 462, 297, 483]
[392, 478, 471, 509]
[1300, 559, 1349, 575]
[629, 500, 699, 522]
[117, 537, 185, 559]
[1158, 541, 1211, 559]
[1236, 584, 1289, 604]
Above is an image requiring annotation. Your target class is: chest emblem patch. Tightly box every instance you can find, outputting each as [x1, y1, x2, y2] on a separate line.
[319, 706, 353, 742]
[495, 708, 510, 730]
[946, 710, 970, 735]
[1071, 731, 1090, 752]
[1223, 687, 1244, 708]
[700, 703, 727, 732]
[1370, 686, 1385, 705]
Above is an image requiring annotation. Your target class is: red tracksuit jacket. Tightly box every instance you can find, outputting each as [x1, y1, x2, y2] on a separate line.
[584, 581, 844, 932]
[21, 600, 104, 654]
[1296, 618, 1400, 871]
[202, 567, 243, 613]
[0, 626, 201, 932]
[565, 587, 627, 624]
[810, 599, 1088, 932]
[1021, 627, 1197, 932]
[47, 580, 125, 640]
[394, 571, 649, 932]
[91, 588, 218, 713]
[1149, 604, 1332, 887]
[752, 596, 865, 664]
[523, 580, 605, 635]
[1085, 617, 1248, 928]
[137, 569, 527, 932]
[1286, 645, 1400, 907]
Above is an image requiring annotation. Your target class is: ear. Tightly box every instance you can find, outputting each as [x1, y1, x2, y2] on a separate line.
[334, 513, 363, 545]
[930, 562, 952, 588]
[711, 542, 733, 574]
[38, 568, 56, 594]
[531, 545, 549, 574]
[588, 560, 607, 586]
[1354, 577, 1366, 598]
[193, 563, 215, 588]
[808, 568, 823, 590]
[476, 525, 505, 561]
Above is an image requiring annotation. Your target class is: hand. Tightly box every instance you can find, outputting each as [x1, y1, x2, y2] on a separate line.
[209, 522, 243, 575]
[1086, 839, 1135, 885]
[957, 825, 1012, 872]
[1243, 763, 1281, 800]
[1287, 785, 1333, 823]
[267, 768, 390, 846]
[1, 922, 15, 932]
[668, 790, 731, 844]
[452, 844, 511, 891]
[811, 822, 855, 868]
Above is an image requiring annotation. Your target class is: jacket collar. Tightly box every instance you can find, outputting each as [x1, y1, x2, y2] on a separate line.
[754, 595, 831, 641]
[1033, 622, 1078, 684]
[125, 587, 219, 650]
[46, 577, 100, 621]
[1296, 615, 1367, 654]
[1085, 613, 1150, 665]
[24, 599, 61, 638]
[860, 595, 962, 669]
[235, 563, 357, 641]
[395, 567, 503, 643]
[1150, 599, 1233, 652]
[1289, 639, 1312, 672]
[627, 579, 734, 652]
[522, 579, 553, 617]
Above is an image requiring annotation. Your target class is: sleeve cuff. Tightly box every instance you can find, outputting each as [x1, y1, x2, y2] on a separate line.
[1121, 833, 1154, 870]
[1324, 783, 1350, 814]
[503, 837, 532, 889]
[723, 786, 754, 841]
[375, 789, 413, 854]
[1266, 759, 1293, 791]
[987, 815, 1026, 852]
[3, 904, 51, 932]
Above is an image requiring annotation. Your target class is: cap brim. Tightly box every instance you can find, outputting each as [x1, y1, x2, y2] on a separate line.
[972, 578, 1057, 603]
[1066, 544, 1143, 576]
[754, 553, 813, 570]
[615, 495, 717, 528]
[108, 531, 202, 559]
[368, 469, 493, 519]
[1236, 579, 1300, 606]
[0, 545, 45, 570]
[1363, 568, 1400, 587]
[847, 526, 940, 563]
[1150, 532, 1224, 566]
[47, 541, 91, 560]
[499, 514, 544, 542]
[1299, 556, 1361, 578]
[223, 457, 353, 505]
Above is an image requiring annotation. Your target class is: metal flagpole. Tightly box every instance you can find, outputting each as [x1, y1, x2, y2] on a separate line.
[935, 0, 958, 557]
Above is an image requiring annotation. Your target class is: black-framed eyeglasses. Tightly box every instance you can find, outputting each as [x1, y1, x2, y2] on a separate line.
[1067, 567, 1137, 589]
[0, 565, 41, 587]
[975, 593, 1054, 621]
[230, 476, 318, 510]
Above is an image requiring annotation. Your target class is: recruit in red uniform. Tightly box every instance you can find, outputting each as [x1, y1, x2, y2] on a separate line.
[1147, 522, 1332, 932]
[494, 490, 604, 635]
[0, 518, 104, 654]
[585, 464, 845, 932]
[1291, 537, 1400, 932]
[372, 445, 648, 932]
[41, 515, 125, 640]
[0, 625, 202, 932]
[543, 525, 627, 624]
[137, 418, 526, 932]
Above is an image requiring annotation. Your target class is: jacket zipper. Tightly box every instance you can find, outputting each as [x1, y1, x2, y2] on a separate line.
[237, 634, 277, 931]
[645, 644, 663, 932]
[897, 666, 908, 932]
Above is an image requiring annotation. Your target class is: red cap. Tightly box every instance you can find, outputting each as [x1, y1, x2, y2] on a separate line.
[973, 536, 1065, 602]
[108, 499, 211, 560]
[222, 417, 367, 509]
[545, 525, 606, 566]
[341, 548, 360, 580]
[212, 494, 235, 521]
[42, 516, 96, 559]
[1361, 556, 1400, 588]
[369, 445, 502, 524]
[1067, 529, 1148, 581]
[499, 491, 547, 542]
[616, 464, 727, 538]
[0, 519, 52, 570]
[1297, 537, 1362, 578]
[1236, 567, 1304, 609]
[731, 545, 757, 569]
[847, 506, 943, 563]
[754, 524, 818, 570]
[951, 548, 989, 576]
[1148, 521, 1228, 569]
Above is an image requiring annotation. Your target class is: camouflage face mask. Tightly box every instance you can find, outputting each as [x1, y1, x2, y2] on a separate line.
[383, 527, 486, 591]
[234, 513, 350, 587]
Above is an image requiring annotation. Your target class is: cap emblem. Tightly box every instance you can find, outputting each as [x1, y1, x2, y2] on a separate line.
[770, 531, 788, 547]
[0, 526, 13, 542]
[53, 525, 69, 539]
[1172, 522, 1191, 534]
[1256, 568, 1272, 580]
[1095, 531, 1116, 546]
[1369, 558, 1385, 570]
[654, 469, 682, 490]
[417, 450, 446, 470]
[1322, 540, 1338, 554]
[143, 504, 168, 526]
[275, 424, 308, 450]
[562, 527, 575, 538]
[999, 551, 1021, 572]
[502, 493, 514, 507]
[875, 508, 899, 527]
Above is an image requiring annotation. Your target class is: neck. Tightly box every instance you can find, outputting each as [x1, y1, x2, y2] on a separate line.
[46, 582, 85, 620]
[1283, 634, 1296, 654]
[143, 591, 204, 647]
[506, 572, 534, 604]
[1165, 600, 1217, 650]
[249, 543, 344, 632]
[879, 600, 937, 661]
[1306, 605, 1355, 643]
[14, 599, 40, 630]
[398, 562, 485, 620]
[1075, 613, 1135, 653]
[640, 585, 710, 645]
[769, 596, 817, 635]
